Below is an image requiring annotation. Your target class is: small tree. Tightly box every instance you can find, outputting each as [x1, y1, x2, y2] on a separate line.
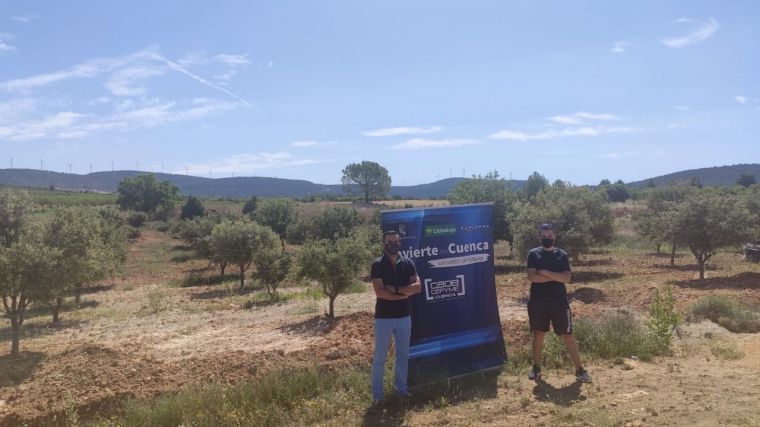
[255, 248, 292, 298]
[180, 196, 205, 220]
[298, 232, 374, 317]
[341, 161, 392, 203]
[737, 173, 756, 188]
[522, 171, 549, 200]
[447, 171, 517, 245]
[606, 183, 630, 202]
[242, 196, 258, 215]
[647, 285, 681, 352]
[510, 185, 614, 259]
[208, 220, 279, 287]
[117, 174, 179, 214]
[253, 198, 297, 248]
[0, 233, 58, 355]
[633, 184, 694, 263]
[671, 192, 750, 280]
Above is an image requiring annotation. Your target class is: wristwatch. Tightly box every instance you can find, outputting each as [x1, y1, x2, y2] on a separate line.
[394, 285, 400, 294]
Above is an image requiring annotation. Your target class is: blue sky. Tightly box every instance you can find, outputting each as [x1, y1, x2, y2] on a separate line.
[1, 1, 758, 185]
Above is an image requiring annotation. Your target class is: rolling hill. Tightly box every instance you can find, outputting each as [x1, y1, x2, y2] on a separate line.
[1, 163, 757, 199]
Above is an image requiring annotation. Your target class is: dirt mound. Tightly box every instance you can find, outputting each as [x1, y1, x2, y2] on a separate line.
[0, 344, 181, 426]
[569, 287, 607, 304]
[308, 312, 376, 362]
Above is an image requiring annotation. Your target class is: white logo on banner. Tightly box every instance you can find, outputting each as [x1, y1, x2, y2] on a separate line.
[424, 275, 466, 301]
[428, 254, 490, 269]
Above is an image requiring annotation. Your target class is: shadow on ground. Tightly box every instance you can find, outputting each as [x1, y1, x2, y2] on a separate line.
[668, 272, 760, 290]
[571, 271, 624, 284]
[532, 378, 586, 406]
[0, 320, 85, 344]
[361, 370, 500, 427]
[0, 351, 45, 387]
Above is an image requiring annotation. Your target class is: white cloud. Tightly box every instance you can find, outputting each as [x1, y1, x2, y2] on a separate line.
[672, 105, 690, 111]
[610, 41, 630, 53]
[548, 111, 620, 125]
[600, 152, 638, 160]
[735, 96, 748, 104]
[391, 138, 480, 150]
[0, 33, 16, 52]
[104, 64, 166, 96]
[267, 60, 275, 68]
[0, 111, 83, 141]
[0, 98, 242, 141]
[0, 47, 249, 105]
[362, 126, 443, 137]
[215, 54, 252, 67]
[183, 151, 318, 175]
[87, 96, 112, 106]
[661, 17, 719, 48]
[290, 140, 338, 147]
[11, 16, 35, 23]
[490, 126, 638, 141]
[667, 123, 686, 129]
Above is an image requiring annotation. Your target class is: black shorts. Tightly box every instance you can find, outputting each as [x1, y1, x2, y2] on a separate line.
[528, 299, 573, 335]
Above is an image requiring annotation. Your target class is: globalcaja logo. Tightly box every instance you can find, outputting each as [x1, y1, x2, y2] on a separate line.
[424, 223, 457, 237]
[424, 275, 466, 301]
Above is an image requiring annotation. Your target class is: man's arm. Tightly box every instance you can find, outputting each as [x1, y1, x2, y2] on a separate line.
[536, 269, 571, 283]
[389, 274, 421, 296]
[527, 268, 553, 283]
[373, 278, 408, 300]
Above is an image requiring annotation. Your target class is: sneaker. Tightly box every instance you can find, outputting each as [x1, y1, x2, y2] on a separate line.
[575, 368, 592, 383]
[528, 365, 542, 381]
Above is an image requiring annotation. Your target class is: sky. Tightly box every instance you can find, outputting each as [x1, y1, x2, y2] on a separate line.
[0, 1, 758, 186]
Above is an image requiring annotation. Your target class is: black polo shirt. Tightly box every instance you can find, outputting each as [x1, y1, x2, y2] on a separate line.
[527, 247, 571, 301]
[370, 254, 417, 319]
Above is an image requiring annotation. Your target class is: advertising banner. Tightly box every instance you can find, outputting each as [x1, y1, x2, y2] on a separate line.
[381, 203, 506, 386]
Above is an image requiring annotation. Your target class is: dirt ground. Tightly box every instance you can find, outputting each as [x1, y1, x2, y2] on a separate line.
[1, 229, 760, 426]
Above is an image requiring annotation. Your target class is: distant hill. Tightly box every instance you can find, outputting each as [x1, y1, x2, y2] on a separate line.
[2, 163, 755, 199]
[0, 169, 479, 199]
[627, 163, 760, 188]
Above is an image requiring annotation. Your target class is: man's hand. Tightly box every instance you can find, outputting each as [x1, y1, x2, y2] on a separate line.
[372, 278, 408, 300]
[527, 268, 552, 283]
[385, 275, 422, 297]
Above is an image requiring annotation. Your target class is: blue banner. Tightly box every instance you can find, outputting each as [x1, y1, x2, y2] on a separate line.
[381, 203, 506, 386]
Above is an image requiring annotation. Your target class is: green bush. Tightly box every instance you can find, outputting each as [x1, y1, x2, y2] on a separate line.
[647, 285, 682, 352]
[687, 296, 760, 333]
[127, 212, 147, 227]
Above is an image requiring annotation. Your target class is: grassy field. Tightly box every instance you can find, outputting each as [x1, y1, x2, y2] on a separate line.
[2, 198, 760, 426]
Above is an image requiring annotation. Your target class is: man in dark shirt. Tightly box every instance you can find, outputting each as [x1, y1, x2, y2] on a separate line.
[370, 230, 421, 403]
[526, 223, 591, 383]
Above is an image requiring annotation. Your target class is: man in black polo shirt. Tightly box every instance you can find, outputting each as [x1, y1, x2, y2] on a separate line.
[526, 223, 591, 383]
[370, 230, 421, 403]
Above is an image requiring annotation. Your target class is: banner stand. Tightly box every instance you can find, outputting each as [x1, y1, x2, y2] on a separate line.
[381, 203, 507, 387]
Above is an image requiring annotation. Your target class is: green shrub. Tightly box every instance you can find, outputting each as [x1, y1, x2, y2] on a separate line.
[687, 296, 760, 333]
[127, 212, 147, 227]
[648, 285, 682, 352]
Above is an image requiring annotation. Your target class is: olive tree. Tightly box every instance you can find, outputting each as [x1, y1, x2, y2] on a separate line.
[208, 220, 279, 287]
[252, 198, 297, 248]
[0, 224, 58, 355]
[633, 184, 694, 263]
[255, 248, 292, 298]
[117, 174, 179, 214]
[510, 185, 614, 259]
[297, 230, 375, 317]
[180, 196, 205, 220]
[671, 191, 750, 280]
[447, 171, 517, 245]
